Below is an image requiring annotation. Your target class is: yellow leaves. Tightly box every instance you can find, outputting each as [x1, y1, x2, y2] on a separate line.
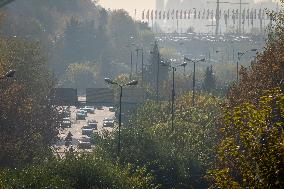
[211, 89, 284, 188]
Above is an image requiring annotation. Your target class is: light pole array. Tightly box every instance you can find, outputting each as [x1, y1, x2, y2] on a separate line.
[237, 48, 257, 81]
[104, 78, 138, 157]
[184, 57, 206, 106]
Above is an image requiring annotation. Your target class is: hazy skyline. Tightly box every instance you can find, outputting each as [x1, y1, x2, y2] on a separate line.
[98, 0, 277, 18]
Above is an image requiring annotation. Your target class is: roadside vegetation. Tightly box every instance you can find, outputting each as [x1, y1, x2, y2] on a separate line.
[0, 0, 284, 189]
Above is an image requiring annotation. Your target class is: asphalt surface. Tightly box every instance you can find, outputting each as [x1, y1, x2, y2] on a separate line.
[55, 106, 115, 154]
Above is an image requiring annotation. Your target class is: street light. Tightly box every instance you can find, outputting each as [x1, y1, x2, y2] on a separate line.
[150, 49, 161, 102]
[161, 60, 185, 132]
[184, 57, 206, 106]
[135, 48, 144, 84]
[126, 37, 136, 79]
[179, 62, 188, 76]
[0, 70, 16, 80]
[104, 78, 138, 157]
[237, 48, 258, 81]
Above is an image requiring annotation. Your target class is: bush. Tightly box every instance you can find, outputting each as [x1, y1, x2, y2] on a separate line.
[0, 154, 158, 189]
[97, 93, 222, 189]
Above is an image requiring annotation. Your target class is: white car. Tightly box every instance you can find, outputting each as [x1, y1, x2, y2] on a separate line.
[62, 117, 71, 128]
[103, 117, 115, 127]
[109, 107, 115, 112]
[84, 106, 95, 114]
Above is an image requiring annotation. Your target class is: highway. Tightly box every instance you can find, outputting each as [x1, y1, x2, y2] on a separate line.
[54, 106, 115, 154]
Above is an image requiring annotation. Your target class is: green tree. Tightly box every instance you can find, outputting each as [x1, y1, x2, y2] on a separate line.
[208, 89, 284, 188]
[0, 37, 60, 168]
[97, 93, 221, 188]
[203, 66, 216, 93]
[0, 154, 158, 189]
[60, 63, 96, 94]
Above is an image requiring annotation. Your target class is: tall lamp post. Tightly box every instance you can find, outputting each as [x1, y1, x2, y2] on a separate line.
[104, 78, 138, 157]
[184, 57, 206, 106]
[127, 37, 136, 79]
[0, 70, 16, 80]
[135, 48, 144, 85]
[237, 48, 257, 81]
[161, 61, 186, 131]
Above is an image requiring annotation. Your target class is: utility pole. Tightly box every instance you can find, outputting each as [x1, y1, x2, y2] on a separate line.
[184, 57, 205, 106]
[206, 23, 216, 36]
[230, 0, 249, 34]
[130, 51, 133, 79]
[156, 51, 160, 102]
[161, 61, 186, 132]
[105, 78, 138, 157]
[136, 48, 144, 99]
[136, 49, 139, 74]
[171, 67, 176, 131]
[216, 0, 220, 35]
[207, 0, 229, 35]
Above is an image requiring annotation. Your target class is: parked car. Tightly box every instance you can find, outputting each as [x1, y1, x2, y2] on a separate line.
[88, 121, 98, 130]
[103, 117, 115, 127]
[62, 117, 71, 128]
[63, 110, 71, 117]
[84, 106, 95, 114]
[76, 110, 86, 120]
[78, 137, 91, 149]
[109, 107, 115, 112]
[79, 108, 88, 117]
[82, 125, 93, 136]
[97, 105, 103, 110]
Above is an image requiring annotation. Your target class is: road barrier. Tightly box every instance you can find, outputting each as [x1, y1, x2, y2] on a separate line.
[86, 88, 114, 104]
[52, 88, 78, 106]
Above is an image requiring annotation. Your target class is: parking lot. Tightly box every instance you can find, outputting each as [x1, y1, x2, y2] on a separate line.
[54, 106, 116, 154]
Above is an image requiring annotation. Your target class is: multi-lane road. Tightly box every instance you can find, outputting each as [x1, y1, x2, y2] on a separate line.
[55, 106, 115, 154]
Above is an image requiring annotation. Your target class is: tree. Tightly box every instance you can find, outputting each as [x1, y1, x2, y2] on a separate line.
[208, 4, 284, 187]
[0, 37, 60, 168]
[60, 63, 96, 94]
[97, 93, 221, 188]
[208, 89, 284, 188]
[145, 41, 169, 99]
[228, 6, 284, 108]
[203, 66, 216, 93]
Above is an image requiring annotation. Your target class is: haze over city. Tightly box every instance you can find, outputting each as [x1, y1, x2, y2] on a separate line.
[0, 0, 283, 188]
[98, 0, 279, 17]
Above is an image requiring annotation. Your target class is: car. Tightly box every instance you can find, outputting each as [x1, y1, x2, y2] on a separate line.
[79, 108, 88, 116]
[62, 117, 71, 128]
[81, 125, 93, 136]
[84, 106, 95, 114]
[88, 122, 98, 130]
[76, 110, 86, 120]
[63, 110, 71, 117]
[109, 107, 115, 112]
[97, 105, 103, 110]
[78, 137, 91, 149]
[103, 117, 115, 127]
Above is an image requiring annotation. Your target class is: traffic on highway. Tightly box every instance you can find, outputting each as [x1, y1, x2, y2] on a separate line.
[55, 105, 116, 154]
